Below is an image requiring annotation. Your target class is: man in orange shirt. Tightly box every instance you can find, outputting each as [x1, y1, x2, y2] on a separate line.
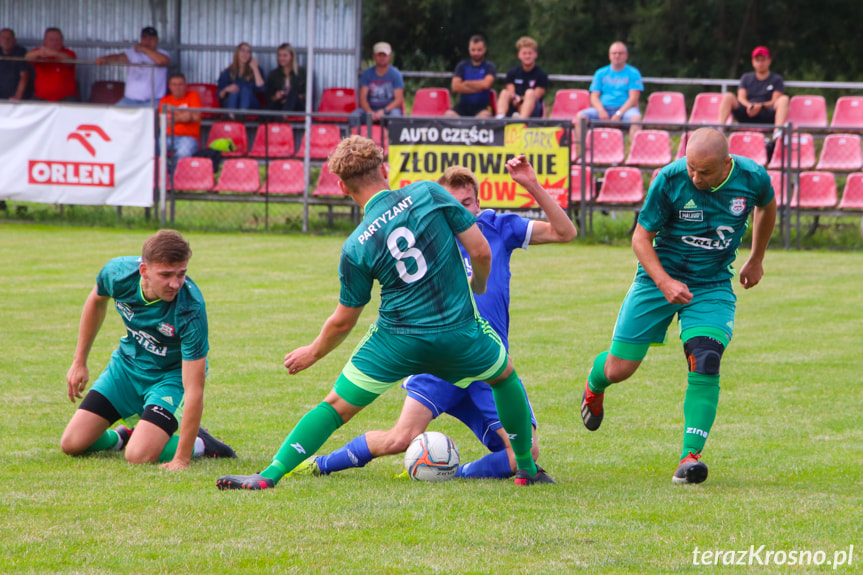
[159, 73, 202, 172]
[25, 27, 77, 102]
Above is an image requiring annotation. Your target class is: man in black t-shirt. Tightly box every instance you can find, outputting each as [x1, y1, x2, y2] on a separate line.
[718, 46, 789, 132]
[495, 36, 548, 119]
[0, 28, 32, 100]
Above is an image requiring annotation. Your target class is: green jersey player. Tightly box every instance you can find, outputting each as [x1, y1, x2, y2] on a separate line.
[217, 135, 554, 490]
[580, 128, 777, 484]
[61, 230, 235, 470]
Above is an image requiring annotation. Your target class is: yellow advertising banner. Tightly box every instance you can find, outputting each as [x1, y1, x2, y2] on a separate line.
[387, 118, 572, 209]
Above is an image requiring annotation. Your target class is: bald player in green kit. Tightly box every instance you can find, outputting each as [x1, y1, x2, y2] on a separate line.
[580, 127, 777, 484]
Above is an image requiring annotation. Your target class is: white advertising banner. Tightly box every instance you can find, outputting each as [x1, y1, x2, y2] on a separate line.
[0, 103, 155, 207]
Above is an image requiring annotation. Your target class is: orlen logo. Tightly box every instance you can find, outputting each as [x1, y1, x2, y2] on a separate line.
[28, 124, 115, 187]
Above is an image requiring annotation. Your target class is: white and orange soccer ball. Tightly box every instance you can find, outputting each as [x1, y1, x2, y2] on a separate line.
[404, 431, 460, 482]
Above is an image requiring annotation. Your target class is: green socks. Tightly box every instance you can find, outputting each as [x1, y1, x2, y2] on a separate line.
[681, 373, 720, 459]
[261, 402, 345, 484]
[491, 370, 538, 476]
[587, 351, 612, 393]
[85, 429, 121, 452]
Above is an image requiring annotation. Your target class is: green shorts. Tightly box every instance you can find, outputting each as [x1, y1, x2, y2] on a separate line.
[612, 281, 737, 349]
[339, 319, 508, 400]
[90, 353, 185, 427]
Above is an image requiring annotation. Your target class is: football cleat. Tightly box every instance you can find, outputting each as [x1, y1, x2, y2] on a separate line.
[580, 379, 604, 431]
[115, 425, 134, 450]
[198, 427, 238, 458]
[216, 473, 274, 490]
[514, 467, 557, 486]
[287, 456, 322, 477]
[672, 451, 709, 485]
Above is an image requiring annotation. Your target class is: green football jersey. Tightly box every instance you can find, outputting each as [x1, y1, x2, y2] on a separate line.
[339, 181, 478, 334]
[96, 256, 209, 373]
[637, 155, 774, 286]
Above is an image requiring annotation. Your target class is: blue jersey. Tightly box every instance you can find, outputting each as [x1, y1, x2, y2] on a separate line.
[359, 65, 405, 111]
[459, 210, 532, 348]
[589, 64, 644, 108]
[453, 59, 497, 108]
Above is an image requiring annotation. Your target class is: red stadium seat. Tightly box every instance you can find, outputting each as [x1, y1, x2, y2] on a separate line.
[676, 131, 689, 159]
[214, 159, 260, 193]
[728, 131, 768, 165]
[625, 130, 672, 167]
[643, 91, 687, 125]
[312, 163, 345, 196]
[351, 124, 388, 153]
[88, 81, 125, 104]
[296, 124, 342, 159]
[650, 167, 662, 185]
[581, 128, 625, 165]
[815, 134, 863, 171]
[767, 132, 816, 169]
[830, 96, 863, 129]
[489, 89, 497, 114]
[187, 83, 220, 117]
[411, 88, 451, 116]
[838, 172, 863, 210]
[250, 124, 295, 158]
[317, 87, 357, 122]
[570, 165, 593, 202]
[766, 170, 790, 206]
[172, 157, 214, 191]
[206, 121, 248, 156]
[550, 89, 590, 120]
[788, 95, 828, 128]
[596, 167, 644, 204]
[792, 171, 837, 208]
[262, 160, 305, 195]
[688, 92, 722, 124]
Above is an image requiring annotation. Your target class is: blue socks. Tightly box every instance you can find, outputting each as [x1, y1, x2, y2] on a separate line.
[455, 449, 513, 479]
[316, 434, 374, 475]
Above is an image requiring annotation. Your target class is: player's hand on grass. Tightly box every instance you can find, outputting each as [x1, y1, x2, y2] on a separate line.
[658, 277, 693, 305]
[505, 155, 537, 188]
[66, 363, 89, 403]
[284, 346, 317, 374]
[738, 258, 764, 289]
[160, 458, 190, 471]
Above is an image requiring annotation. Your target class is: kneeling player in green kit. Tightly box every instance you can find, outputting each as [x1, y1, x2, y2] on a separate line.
[61, 230, 236, 470]
[217, 135, 553, 490]
[580, 127, 776, 484]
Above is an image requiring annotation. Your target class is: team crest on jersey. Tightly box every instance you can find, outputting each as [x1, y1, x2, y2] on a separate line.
[730, 197, 746, 215]
[157, 322, 176, 337]
[116, 302, 134, 321]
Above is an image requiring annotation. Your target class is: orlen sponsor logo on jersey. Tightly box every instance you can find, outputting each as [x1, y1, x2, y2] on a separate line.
[682, 225, 735, 250]
[27, 125, 115, 187]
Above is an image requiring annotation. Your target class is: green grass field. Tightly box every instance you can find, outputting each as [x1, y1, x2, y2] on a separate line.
[2, 224, 861, 574]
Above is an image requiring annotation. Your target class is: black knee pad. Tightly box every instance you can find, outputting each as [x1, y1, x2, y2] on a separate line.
[141, 404, 179, 436]
[683, 336, 725, 375]
[78, 390, 121, 424]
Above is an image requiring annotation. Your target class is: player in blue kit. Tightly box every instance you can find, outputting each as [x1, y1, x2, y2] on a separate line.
[61, 230, 236, 470]
[217, 136, 555, 490]
[291, 157, 576, 480]
[580, 128, 777, 484]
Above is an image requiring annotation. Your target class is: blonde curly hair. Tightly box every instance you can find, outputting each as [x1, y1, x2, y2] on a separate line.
[328, 135, 385, 191]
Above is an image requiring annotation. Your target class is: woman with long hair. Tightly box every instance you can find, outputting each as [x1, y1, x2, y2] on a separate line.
[265, 43, 306, 112]
[217, 42, 265, 110]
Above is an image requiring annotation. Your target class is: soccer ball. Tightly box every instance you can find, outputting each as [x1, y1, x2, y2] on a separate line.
[404, 431, 460, 482]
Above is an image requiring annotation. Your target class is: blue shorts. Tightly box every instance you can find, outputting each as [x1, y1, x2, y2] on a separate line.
[402, 374, 538, 453]
[580, 106, 642, 122]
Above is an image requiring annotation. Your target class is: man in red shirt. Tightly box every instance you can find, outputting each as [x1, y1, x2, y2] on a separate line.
[25, 27, 77, 102]
[159, 73, 202, 172]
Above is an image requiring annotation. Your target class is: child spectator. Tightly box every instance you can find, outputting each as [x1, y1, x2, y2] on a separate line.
[495, 36, 547, 119]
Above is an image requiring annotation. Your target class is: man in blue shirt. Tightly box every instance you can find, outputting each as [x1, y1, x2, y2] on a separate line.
[575, 41, 644, 144]
[351, 42, 404, 126]
[445, 35, 497, 118]
[288, 156, 577, 481]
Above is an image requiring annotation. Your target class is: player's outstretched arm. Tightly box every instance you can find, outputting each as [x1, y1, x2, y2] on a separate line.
[66, 287, 110, 403]
[161, 357, 206, 470]
[456, 224, 491, 294]
[284, 303, 364, 374]
[505, 155, 577, 244]
[632, 223, 692, 305]
[739, 197, 777, 289]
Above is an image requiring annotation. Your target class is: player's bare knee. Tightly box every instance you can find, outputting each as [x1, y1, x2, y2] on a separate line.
[684, 336, 725, 375]
[60, 433, 86, 456]
[124, 447, 158, 465]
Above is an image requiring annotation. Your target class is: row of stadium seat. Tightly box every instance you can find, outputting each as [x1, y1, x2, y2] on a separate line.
[577, 128, 863, 170]
[173, 157, 344, 196]
[570, 165, 863, 210]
